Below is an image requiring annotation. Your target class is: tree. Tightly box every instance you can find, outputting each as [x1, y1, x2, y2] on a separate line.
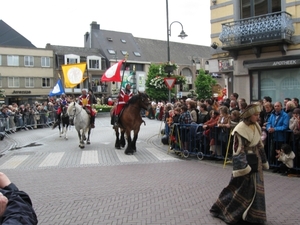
[0, 89, 5, 98]
[145, 63, 187, 101]
[194, 69, 217, 100]
[145, 64, 169, 101]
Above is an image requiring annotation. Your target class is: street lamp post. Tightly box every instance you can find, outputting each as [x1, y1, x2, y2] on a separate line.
[166, 0, 188, 102]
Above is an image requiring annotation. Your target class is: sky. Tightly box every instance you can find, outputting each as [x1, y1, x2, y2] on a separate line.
[0, 0, 211, 48]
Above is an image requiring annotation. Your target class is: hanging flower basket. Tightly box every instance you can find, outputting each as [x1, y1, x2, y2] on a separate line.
[160, 62, 179, 75]
[164, 65, 175, 73]
[173, 75, 186, 85]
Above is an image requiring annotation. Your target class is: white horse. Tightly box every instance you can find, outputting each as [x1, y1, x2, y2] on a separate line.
[67, 102, 91, 148]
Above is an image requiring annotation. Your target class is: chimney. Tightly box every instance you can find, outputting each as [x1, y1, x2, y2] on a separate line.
[84, 32, 89, 42]
[90, 21, 100, 30]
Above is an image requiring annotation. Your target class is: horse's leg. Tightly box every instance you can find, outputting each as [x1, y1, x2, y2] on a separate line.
[132, 128, 140, 152]
[64, 125, 68, 140]
[124, 130, 133, 155]
[78, 129, 84, 148]
[115, 128, 121, 149]
[58, 124, 62, 137]
[86, 127, 91, 145]
[120, 130, 126, 148]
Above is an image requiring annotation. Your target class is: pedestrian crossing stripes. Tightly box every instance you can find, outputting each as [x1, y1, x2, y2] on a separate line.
[115, 150, 138, 163]
[39, 152, 65, 167]
[0, 148, 179, 169]
[0, 155, 29, 169]
[80, 150, 99, 164]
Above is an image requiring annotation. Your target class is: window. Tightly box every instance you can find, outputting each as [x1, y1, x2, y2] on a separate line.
[7, 55, 19, 66]
[8, 77, 20, 87]
[42, 78, 51, 87]
[107, 49, 116, 55]
[0, 77, 2, 87]
[250, 68, 300, 103]
[241, 0, 281, 19]
[133, 52, 141, 57]
[24, 56, 34, 67]
[0, 55, 2, 66]
[25, 77, 34, 87]
[67, 58, 77, 64]
[120, 39, 126, 43]
[41, 57, 50, 67]
[121, 50, 128, 55]
[65, 54, 79, 64]
[89, 59, 100, 69]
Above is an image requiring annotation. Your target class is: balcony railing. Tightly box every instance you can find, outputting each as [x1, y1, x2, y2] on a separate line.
[219, 11, 294, 49]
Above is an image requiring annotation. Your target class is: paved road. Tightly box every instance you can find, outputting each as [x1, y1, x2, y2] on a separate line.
[0, 114, 299, 225]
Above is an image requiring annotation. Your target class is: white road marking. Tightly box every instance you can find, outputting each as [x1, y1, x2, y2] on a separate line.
[39, 152, 65, 167]
[115, 150, 138, 162]
[146, 147, 179, 160]
[80, 150, 99, 164]
[0, 155, 29, 169]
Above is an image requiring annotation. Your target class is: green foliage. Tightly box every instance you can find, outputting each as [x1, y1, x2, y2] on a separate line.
[145, 63, 187, 101]
[194, 69, 217, 100]
[145, 64, 169, 101]
[0, 89, 5, 98]
[94, 104, 113, 112]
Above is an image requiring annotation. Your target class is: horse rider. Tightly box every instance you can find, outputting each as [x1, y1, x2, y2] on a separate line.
[78, 89, 96, 128]
[56, 93, 68, 115]
[53, 94, 68, 125]
[112, 83, 133, 128]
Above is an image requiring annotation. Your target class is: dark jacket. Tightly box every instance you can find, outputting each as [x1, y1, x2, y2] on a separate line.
[0, 183, 38, 225]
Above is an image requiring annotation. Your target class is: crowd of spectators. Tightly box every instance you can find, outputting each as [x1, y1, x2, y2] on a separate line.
[0, 95, 75, 138]
[157, 94, 299, 175]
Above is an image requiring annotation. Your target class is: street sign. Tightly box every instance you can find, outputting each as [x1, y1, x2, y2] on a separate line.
[164, 78, 176, 90]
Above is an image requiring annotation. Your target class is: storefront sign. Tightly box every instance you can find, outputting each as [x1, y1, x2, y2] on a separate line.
[244, 56, 300, 68]
[272, 60, 297, 66]
[12, 90, 31, 94]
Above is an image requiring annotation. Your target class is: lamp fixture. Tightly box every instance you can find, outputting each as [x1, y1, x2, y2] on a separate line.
[178, 30, 188, 39]
[212, 0, 217, 5]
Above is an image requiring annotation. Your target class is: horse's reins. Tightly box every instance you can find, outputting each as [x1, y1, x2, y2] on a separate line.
[71, 103, 83, 118]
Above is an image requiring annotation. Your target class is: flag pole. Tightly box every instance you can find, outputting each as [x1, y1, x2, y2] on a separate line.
[115, 53, 129, 107]
[86, 64, 94, 110]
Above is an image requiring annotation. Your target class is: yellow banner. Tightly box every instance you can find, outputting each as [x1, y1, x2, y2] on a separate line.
[61, 63, 87, 88]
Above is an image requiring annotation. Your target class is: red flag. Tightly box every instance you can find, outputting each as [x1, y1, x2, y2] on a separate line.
[101, 60, 124, 82]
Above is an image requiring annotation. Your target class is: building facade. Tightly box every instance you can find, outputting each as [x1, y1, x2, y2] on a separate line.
[45, 44, 107, 96]
[1, 20, 212, 103]
[210, 0, 300, 103]
[0, 46, 54, 105]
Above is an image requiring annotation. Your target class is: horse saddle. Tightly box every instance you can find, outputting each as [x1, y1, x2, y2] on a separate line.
[83, 107, 91, 116]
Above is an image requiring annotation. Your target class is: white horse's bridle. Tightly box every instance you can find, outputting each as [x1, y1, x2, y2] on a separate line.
[69, 102, 83, 119]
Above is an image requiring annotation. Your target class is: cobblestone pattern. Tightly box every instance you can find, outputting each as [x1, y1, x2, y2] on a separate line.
[0, 116, 299, 225]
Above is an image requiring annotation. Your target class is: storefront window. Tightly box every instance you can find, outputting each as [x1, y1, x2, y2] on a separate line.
[259, 68, 300, 103]
[250, 71, 259, 101]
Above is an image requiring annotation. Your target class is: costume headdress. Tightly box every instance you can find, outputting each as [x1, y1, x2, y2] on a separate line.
[240, 104, 261, 119]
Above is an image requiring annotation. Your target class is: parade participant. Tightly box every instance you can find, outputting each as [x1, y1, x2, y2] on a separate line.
[0, 172, 38, 224]
[78, 89, 96, 128]
[112, 83, 133, 127]
[210, 104, 269, 224]
[56, 93, 68, 115]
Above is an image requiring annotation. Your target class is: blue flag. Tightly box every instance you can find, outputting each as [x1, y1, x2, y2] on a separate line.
[49, 79, 64, 96]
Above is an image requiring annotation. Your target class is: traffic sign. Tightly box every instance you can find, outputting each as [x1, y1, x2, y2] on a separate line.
[164, 78, 176, 90]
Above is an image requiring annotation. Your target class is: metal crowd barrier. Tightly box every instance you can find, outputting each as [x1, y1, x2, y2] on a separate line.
[0, 111, 57, 134]
[167, 123, 300, 172]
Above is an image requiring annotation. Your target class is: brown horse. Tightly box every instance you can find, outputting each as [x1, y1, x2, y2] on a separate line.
[111, 92, 150, 155]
